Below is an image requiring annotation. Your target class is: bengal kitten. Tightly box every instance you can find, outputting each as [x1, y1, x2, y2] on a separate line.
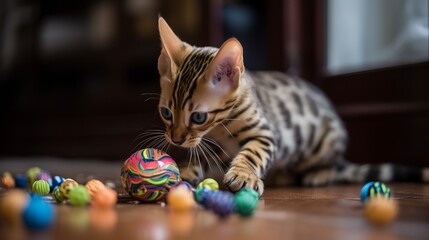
[149, 17, 429, 196]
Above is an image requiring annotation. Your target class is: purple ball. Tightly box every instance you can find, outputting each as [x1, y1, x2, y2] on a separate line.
[36, 171, 51, 183]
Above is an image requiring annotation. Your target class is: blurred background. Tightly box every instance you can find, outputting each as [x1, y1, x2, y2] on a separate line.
[0, 0, 428, 168]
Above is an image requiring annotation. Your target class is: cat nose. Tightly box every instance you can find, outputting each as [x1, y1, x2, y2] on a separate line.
[172, 138, 185, 145]
[171, 131, 185, 145]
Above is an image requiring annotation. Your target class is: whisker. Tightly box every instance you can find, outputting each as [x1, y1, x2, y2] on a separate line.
[197, 144, 211, 173]
[220, 122, 234, 139]
[202, 137, 231, 159]
[200, 141, 225, 174]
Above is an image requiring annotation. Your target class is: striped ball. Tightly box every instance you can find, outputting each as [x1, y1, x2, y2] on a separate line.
[196, 178, 219, 191]
[50, 176, 65, 193]
[360, 181, 392, 203]
[52, 187, 64, 203]
[121, 148, 181, 202]
[205, 190, 236, 217]
[32, 180, 50, 195]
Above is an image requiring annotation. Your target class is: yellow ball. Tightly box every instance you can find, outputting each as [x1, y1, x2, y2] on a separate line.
[167, 186, 195, 212]
[364, 196, 399, 225]
[60, 178, 78, 199]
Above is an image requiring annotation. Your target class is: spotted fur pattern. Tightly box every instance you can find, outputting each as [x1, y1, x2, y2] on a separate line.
[154, 18, 428, 196]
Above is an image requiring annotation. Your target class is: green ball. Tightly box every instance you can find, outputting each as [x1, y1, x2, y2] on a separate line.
[32, 180, 50, 195]
[52, 187, 64, 203]
[234, 188, 259, 217]
[68, 185, 90, 207]
[27, 167, 41, 185]
[197, 178, 219, 191]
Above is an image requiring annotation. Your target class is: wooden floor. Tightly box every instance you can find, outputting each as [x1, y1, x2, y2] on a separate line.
[1, 159, 429, 240]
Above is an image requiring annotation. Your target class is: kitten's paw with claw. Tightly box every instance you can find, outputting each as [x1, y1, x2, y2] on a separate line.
[224, 167, 264, 196]
[179, 166, 204, 187]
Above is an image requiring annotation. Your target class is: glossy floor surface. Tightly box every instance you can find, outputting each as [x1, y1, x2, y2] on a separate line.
[1, 158, 429, 240]
[1, 184, 429, 240]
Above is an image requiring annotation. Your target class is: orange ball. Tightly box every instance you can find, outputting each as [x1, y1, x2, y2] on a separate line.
[364, 196, 399, 225]
[91, 187, 117, 209]
[1, 172, 15, 189]
[0, 190, 29, 223]
[85, 179, 105, 198]
[167, 186, 195, 212]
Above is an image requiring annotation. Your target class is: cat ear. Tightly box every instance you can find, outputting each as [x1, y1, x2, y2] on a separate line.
[204, 38, 244, 95]
[158, 17, 188, 75]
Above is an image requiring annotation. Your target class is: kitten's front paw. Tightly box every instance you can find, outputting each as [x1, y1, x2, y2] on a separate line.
[180, 166, 204, 187]
[224, 167, 264, 196]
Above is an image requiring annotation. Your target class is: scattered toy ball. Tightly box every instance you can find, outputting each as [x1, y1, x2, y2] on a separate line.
[121, 148, 181, 202]
[1, 172, 15, 189]
[91, 187, 118, 209]
[364, 196, 399, 225]
[59, 178, 78, 199]
[26, 167, 42, 186]
[36, 170, 51, 183]
[50, 176, 65, 193]
[32, 180, 50, 195]
[14, 174, 28, 188]
[171, 181, 194, 191]
[68, 185, 90, 207]
[167, 185, 196, 211]
[196, 178, 219, 191]
[0, 189, 29, 224]
[22, 194, 55, 230]
[205, 190, 236, 217]
[360, 181, 391, 203]
[234, 188, 259, 217]
[52, 187, 65, 203]
[85, 179, 105, 199]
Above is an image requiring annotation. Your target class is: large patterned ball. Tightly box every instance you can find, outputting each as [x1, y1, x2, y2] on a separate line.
[121, 148, 181, 202]
[360, 181, 391, 203]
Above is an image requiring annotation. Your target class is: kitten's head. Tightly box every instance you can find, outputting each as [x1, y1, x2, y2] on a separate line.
[157, 17, 244, 148]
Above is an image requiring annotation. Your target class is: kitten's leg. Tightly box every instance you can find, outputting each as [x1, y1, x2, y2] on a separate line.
[302, 167, 335, 187]
[224, 135, 275, 196]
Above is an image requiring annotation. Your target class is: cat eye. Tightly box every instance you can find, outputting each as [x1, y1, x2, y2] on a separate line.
[191, 112, 207, 124]
[160, 107, 172, 121]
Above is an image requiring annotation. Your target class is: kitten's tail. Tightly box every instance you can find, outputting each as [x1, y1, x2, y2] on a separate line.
[334, 162, 429, 183]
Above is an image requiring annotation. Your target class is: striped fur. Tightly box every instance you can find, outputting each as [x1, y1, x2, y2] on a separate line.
[155, 18, 428, 196]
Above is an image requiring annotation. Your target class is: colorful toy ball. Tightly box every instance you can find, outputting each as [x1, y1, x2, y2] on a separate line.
[0, 190, 30, 224]
[234, 188, 259, 217]
[91, 187, 118, 209]
[50, 176, 65, 193]
[85, 179, 106, 199]
[364, 196, 399, 225]
[14, 174, 28, 188]
[68, 185, 90, 207]
[59, 178, 78, 199]
[360, 181, 391, 203]
[26, 167, 42, 185]
[205, 190, 236, 217]
[22, 194, 55, 230]
[167, 185, 196, 211]
[1, 172, 15, 189]
[36, 171, 51, 183]
[171, 181, 194, 192]
[196, 178, 219, 191]
[32, 180, 51, 195]
[52, 187, 65, 203]
[121, 148, 181, 202]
